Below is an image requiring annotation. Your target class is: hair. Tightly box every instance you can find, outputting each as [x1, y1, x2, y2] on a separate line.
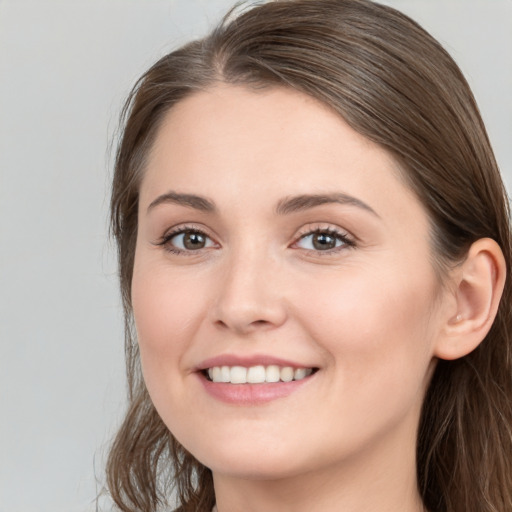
[107, 1, 512, 511]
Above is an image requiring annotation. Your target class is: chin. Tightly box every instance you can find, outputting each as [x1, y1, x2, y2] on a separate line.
[207, 458, 304, 481]
[188, 438, 310, 480]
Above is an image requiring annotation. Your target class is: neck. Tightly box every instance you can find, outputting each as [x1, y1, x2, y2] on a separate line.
[212, 422, 425, 512]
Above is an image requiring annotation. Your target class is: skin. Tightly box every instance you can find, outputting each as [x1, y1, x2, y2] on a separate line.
[132, 84, 463, 512]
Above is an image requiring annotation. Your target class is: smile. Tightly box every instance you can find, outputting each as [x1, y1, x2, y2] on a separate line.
[205, 365, 315, 384]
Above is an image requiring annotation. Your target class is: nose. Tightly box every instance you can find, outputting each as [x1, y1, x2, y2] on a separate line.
[210, 249, 288, 335]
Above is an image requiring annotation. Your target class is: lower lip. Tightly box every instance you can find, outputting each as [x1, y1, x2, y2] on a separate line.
[197, 372, 315, 405]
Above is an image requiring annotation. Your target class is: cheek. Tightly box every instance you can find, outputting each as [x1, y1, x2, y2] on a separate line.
[297, 262, 438, 390]
[130, 259, 218, 437]
[131, 260, 208, 380]
[286, 265, 440, 460]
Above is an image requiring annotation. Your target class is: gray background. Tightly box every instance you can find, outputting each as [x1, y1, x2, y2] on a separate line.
[0, 1, 510, 511]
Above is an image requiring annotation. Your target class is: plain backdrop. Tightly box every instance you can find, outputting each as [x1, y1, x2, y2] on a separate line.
[0, 1, 510, 511]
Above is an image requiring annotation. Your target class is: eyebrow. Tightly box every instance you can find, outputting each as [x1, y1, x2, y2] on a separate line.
[147, 191, 216, 213]
[146, 190, 378, 217]
[275, 193, 379, 217]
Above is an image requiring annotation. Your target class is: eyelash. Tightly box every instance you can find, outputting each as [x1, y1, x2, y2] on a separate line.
[155, 224, 355, 256]
[156, 225, 214, 255]
[293, 226, 356, 255]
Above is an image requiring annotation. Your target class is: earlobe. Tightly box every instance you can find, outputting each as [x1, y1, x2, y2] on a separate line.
[435, 238, 506, 361]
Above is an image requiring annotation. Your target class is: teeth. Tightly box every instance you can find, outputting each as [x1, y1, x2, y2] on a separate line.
[280, 366, 294, 382]
[220, 366, 230, 383]
[206, 365, 313, 384]
[247, 365, 266, 383]
[294, 368, 307, 380]
[266, 365, 280, 383]
[230, 366, 247, 384]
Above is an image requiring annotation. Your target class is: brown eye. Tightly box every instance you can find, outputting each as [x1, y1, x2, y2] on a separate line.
[295, 229, 352, 252]
[182, 231, 207, 250]
[312, 232, 337, 250]
[167, 229, 215, 251]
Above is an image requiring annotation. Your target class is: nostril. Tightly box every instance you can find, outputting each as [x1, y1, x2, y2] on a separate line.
[211, 296, 288, 333]
[213, 318, 271, 333]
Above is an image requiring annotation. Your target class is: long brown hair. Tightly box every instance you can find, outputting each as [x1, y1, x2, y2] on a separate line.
[107, 1, 512, 510]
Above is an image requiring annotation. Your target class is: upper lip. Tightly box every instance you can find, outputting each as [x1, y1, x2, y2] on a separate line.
[196, 354, 317, 371]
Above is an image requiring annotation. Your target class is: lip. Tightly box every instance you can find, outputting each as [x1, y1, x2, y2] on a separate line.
[194, 353, 318, 405]
[197, 372, 315, 405]
[196, 353, 314, 371]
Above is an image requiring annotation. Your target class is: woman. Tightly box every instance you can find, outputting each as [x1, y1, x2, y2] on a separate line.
[106, 1, 512, 511]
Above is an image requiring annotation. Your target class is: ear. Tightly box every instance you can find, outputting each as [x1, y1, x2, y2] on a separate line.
[434, 238, 506, 360]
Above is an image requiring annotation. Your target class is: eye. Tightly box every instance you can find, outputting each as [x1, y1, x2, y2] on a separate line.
[294, 228, 354, 252]
[158, 228, 216, 254]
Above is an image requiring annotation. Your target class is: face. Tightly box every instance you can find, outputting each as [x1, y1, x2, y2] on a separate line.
[132, 84, 448, 480]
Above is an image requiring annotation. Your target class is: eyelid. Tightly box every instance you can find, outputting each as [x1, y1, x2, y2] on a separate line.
[154, 223, 219, 254]
[152, 222, 355, 256]
[291, 223, 356, 253]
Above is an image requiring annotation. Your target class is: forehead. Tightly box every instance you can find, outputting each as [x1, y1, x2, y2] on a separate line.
[140, 84, 421, 221]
